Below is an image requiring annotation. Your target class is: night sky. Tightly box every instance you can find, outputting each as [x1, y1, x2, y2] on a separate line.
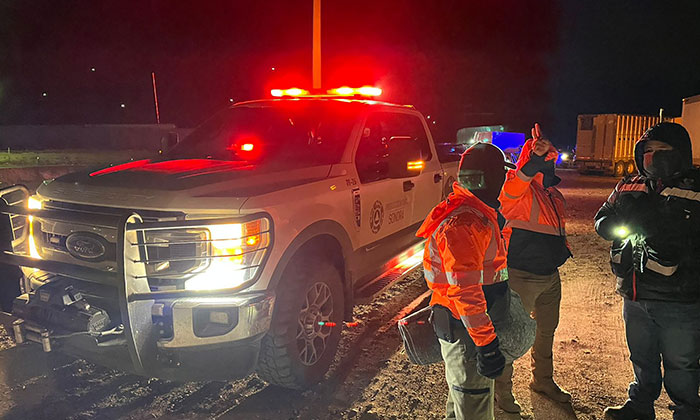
[2, 0, 700, 148]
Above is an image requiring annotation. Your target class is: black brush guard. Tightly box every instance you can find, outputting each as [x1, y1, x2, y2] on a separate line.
[0, 185, 261, 376]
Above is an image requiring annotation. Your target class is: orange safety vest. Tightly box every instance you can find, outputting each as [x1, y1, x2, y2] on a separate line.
[416, 183, 508, 347]
[499, 139, 567, 249]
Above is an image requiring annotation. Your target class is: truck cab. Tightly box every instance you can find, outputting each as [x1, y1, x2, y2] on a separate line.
[0, 93, 458, 389]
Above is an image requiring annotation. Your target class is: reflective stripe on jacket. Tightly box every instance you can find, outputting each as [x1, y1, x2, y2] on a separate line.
[499, 139, 567, 249]
[416, 183, 508, 347]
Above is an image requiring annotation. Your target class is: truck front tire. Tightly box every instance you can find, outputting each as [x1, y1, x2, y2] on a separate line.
[256, 259, 344, 389]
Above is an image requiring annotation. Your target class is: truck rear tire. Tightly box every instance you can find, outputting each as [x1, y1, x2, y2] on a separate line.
[614, 162, 625, 177]
[625, 161, 636, 176]
[256, 259, 344, 389]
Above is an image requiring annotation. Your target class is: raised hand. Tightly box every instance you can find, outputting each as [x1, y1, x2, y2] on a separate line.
[531, 123, 552, 157]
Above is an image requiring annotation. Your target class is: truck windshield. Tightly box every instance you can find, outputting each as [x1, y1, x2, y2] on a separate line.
[166, 102, 360, 169]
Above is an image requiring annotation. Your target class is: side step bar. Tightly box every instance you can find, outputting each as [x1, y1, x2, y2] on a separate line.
[354, 252, 424, 304]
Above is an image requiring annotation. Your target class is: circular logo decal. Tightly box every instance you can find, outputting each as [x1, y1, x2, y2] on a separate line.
[370, 200, 384, 234]
[65, 232, 108, 262]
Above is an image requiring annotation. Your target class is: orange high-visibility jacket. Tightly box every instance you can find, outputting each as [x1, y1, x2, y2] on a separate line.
[499, 139, 567, 249]
[417, 183, 508, 347]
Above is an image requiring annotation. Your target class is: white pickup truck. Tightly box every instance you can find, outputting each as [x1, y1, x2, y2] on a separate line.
[0, 96, 458, 389]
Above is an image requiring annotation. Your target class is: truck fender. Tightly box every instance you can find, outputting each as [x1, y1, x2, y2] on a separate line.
[268, 220, 355, 319]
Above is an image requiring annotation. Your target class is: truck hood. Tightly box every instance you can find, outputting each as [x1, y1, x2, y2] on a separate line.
[37, 159, 332, 213]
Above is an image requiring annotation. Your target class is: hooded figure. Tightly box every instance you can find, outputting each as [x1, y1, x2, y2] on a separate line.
[595, 122, 700, 420]
[634, 122, 693, 181]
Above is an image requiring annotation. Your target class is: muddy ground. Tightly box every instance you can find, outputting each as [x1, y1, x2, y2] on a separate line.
[0, 171, 680, 420]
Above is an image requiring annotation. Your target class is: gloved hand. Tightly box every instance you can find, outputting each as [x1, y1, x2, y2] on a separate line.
[520, 124, 557, 177]
[520, 153, 554, 177]
[476, 336, 506, 379]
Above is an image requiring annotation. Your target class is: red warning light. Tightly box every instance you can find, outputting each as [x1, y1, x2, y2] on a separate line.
[330, 86, 354, 96]
[345, 321, 359, 328]
[327, 86, 382, 97]
[271, 88, 309, 97]
[357, 86, 382, 96]
[241, 143, 254, 152]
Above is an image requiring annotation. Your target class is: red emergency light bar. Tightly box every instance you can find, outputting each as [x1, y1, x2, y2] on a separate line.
[270, 86, 382, 98]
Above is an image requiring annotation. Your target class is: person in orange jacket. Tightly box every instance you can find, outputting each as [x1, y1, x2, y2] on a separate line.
[417, 142, 516, 420]
[494, 123, 572, 413]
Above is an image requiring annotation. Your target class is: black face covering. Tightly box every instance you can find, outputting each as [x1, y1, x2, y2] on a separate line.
[643, 149, 684, 180]
[459, 168, 506, 209]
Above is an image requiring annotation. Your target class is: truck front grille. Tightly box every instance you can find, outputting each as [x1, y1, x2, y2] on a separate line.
[32, 201, 186, 272]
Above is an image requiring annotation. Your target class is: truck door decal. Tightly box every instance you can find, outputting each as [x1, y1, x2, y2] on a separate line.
[353, 188, 361, 228]
[370, 200, 384, 234]
[386, 197, 408, 225]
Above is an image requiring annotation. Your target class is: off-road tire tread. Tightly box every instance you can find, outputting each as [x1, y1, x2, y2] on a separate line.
[256, 260, 342, 389]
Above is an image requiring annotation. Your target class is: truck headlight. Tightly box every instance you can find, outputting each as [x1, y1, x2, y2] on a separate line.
[183, 218, 271, 291]
[26, 196, 43, 259]
[27, 196, 43, 210]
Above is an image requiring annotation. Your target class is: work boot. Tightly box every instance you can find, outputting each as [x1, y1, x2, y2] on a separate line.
[529, 378, 571, 403]
[494, 382, 521, 413]
[603, 402, 654, 420]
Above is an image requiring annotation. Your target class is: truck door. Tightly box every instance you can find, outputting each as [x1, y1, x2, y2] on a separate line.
[354, 112, 418, 249]
[397, 114, 443, 224]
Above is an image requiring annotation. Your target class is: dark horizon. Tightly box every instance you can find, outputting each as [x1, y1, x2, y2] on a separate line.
[1, 0, 700, 148]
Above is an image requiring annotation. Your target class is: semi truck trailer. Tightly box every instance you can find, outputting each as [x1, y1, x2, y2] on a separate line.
[575, 114, 662, 176]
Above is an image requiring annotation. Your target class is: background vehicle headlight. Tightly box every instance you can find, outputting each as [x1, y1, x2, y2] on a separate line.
[184, 218, 271, 291]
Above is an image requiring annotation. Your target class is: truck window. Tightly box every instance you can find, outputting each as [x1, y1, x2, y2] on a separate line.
[166, 102, 360, 170]
[355, 112, 432, 184]
[390, 113, 433, 162]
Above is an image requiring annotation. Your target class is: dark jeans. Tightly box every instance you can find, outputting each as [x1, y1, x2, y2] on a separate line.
[623, 298, 700, 420]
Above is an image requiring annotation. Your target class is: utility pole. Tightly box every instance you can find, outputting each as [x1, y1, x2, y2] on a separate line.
[312, 0, 321, 89]
[151, 72, 161, 124]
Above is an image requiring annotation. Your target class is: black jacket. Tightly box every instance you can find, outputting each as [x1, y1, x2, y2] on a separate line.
[595, 131, 700, 302]
[507, 228, 570, 276]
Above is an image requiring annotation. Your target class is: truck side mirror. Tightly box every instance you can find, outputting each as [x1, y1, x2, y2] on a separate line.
[160, 132, 180, 154]
[387, 136, 424, 179]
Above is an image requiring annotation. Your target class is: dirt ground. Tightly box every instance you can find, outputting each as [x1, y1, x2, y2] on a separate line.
[0, 171, 680, 420]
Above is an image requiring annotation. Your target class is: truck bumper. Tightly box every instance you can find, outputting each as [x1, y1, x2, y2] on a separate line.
[10, 283, 275, 381]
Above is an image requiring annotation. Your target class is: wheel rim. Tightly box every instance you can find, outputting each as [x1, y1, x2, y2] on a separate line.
[615, 164, 624, 176]
[296, 281, 334, 366]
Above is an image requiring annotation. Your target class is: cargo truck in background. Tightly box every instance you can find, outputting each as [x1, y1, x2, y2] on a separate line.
[680, 93, 700, 167]
[574, 114, 663, 176]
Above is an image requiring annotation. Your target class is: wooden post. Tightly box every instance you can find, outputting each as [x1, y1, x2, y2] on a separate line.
[313, 0, 321, 89]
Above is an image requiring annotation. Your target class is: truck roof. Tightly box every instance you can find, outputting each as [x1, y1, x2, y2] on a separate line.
[683, 94, 700, 105]
[578, 113, 661, 118]
[234, 97, 416, 110]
